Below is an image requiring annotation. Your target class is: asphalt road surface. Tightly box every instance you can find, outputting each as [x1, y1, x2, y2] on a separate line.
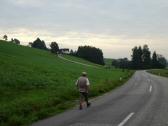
[32, 71, 168, 126]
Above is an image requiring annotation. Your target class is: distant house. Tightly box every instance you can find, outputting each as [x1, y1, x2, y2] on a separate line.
[59, 48, 69, 54]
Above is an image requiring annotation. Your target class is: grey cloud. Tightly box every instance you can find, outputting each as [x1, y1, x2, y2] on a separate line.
[1, 0, 168, 37]
[0, 0, 168, 58]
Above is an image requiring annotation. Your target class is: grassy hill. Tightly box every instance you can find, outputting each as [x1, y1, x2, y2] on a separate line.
[61, 54, 103, 67]
[0, 40, 133, 126]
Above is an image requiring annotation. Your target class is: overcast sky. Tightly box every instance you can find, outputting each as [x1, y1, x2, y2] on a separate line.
[0, 0, 168, 58]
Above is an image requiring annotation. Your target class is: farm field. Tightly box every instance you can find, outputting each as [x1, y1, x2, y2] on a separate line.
[0, 40, 133, 126]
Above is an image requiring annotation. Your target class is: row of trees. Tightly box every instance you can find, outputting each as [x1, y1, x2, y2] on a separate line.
[2, 35, 166, 69]
[112, 58, 131, 69]
[29, 39, 105, 65]
[2, 36, 59, 53]
[29, 38, 47, 50]
[76, 46, 105, 65]
[132, 45, 167, 69]
[3, 35, 8, 41]
[29, 38, 60, 54]
[112, 44, 167, 69]
[2, 35, 20, 45]
[11, 38, 20, 45]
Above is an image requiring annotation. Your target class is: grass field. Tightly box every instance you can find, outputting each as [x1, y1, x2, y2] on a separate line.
[62, 55, 114, 68]
[148, 69, 168, 77]
[104, 58, 114, 68]
[61, 54, 103, 67]
[0, 40, 134, 126]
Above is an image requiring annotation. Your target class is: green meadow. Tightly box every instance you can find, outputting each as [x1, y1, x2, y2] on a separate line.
[0, 40, 133, 126]
[148, 69, 168, 77]
[61, 54, 103, 67]
[104, 58, 114, 68]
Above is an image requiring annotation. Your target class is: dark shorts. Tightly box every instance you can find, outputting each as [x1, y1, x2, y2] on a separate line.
[79, 92, 88, 102]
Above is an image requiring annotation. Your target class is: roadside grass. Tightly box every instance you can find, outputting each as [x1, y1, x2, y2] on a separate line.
[0, 40, 134, 126]
[148, 69, 168, 77]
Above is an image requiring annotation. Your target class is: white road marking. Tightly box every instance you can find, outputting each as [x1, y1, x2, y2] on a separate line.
[118, 112, 134, 126]
[149, 85, 152, 93]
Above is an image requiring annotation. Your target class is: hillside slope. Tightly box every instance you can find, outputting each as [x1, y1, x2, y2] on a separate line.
[0, 40, 133, 126]
[60, 54, 103, 67]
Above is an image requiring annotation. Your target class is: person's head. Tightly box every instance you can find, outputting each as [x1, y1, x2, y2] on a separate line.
[82, 72, 87, 77]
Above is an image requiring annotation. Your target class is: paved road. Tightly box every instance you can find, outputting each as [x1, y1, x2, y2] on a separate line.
[32, 71, 168, 126]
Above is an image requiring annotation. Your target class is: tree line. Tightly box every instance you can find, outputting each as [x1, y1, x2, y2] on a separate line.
[29, 38, 60, 53]
[75, 46, 105, 65]
[112, 44, 167, 69]
[2, 35, 167, 68]
[2, 34, 20, 45]
[2, 35, 60, 53]
[28, 38, 105, 65]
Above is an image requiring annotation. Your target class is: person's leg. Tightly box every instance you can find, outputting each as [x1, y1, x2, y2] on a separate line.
[79, 92, 84, 110]
[84, 92, 91, 107]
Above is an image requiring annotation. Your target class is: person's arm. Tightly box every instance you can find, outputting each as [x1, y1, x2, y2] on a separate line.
[86, 78, 90, 86]
[86, 78, 90, 92]
[76, 79, 79, 88]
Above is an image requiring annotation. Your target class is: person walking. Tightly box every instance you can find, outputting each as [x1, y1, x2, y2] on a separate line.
[76, 72, 91, 110]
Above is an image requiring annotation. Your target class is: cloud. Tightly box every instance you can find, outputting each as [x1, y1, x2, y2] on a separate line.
[6, 0, 45, 7]
[0, 0, 168, 58]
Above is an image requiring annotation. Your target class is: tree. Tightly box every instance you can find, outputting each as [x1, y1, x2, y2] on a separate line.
[112, 58, 131, 69]
[131, 44, 166, 69]
[28, 42, 33, 47]
[11, 38, 20, 45]
[131, 44, 153, 69]
[131, 46, 143, 69]
[112, 59, 119, 68]
[131, 46, 138, 69]
[14, 39, 20, 45]
[152, 51, 158, 68]
[137, 46, 143, 68]
[120, 58, 131, 69]
[50, 42, 59, 54]
[157, 55, 167, 68]
[77, 46, 105, 65]
[70, 49, 73, 54]
[142, 44, 151, 69]
[31, 38, 47, 50]
[69, 49, 77, 56]
[3, 35, 8, 41]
